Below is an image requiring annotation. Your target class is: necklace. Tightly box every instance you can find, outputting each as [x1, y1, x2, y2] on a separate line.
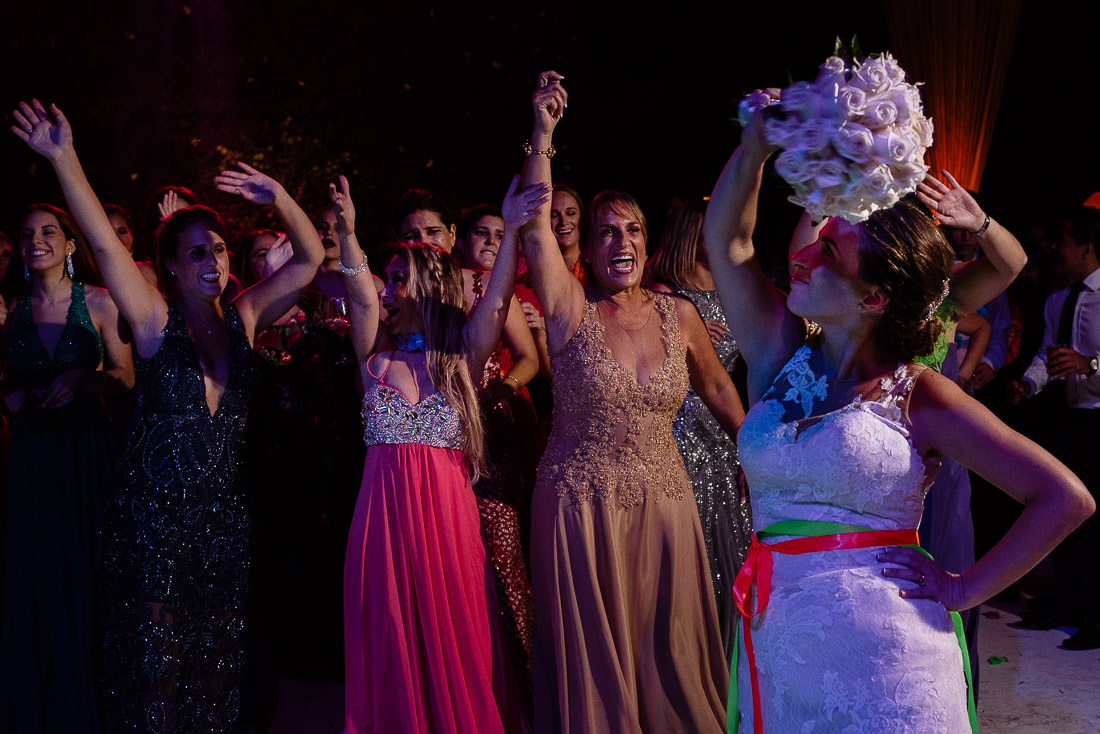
[395, 332, 425, 352]
[597, 293, 653, 333]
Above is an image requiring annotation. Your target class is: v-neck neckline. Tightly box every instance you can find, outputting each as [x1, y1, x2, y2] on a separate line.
[29, 282, 77, 362]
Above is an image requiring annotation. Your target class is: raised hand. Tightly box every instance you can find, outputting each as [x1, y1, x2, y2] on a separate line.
[214, 162, 284, 206]
[917, 171, 986, 234]
[11, 100, 73, 161]
[502, 176, 552, 232]
[531, 70, 567, 137]
[157, 190, 184, 221]
[261, 233, 293, 279]
[740, 90, 782, 162]
[329, 175, 356, 237]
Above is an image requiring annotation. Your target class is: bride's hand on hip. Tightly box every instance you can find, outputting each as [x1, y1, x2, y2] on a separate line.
[878, 546, 969, 611]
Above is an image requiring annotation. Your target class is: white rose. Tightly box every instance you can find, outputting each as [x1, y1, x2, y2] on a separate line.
[909, 117, 934, 148]
[815, 159, 848, 189]
[834, 122, 875, 163]
[859, 163, 896, 199]
[873, 130, 916, 165]
[864, 99, 898, 128]
[764, 115, 799, 148]
[793, 119, 834, 154]
[780, 81, 814, 116]
[880, 53, 908, 85]
[854, 57, 890, 95]
[775, 150, 818, 184]
[838, 85, 868, 118]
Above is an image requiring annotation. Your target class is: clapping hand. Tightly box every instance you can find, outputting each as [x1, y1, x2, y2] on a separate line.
[502, 176, 552, 232]
[214, 162, 285, 206]
[11, 99, 73, 161]
[532, 71, 567, 136]
[329, 175, 356, 237]
[917, 171, 986, 234]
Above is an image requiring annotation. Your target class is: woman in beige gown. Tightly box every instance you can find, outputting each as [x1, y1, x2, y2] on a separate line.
[519, 72, 741, 734]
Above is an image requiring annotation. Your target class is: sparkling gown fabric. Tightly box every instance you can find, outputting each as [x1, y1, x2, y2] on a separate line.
[100, 305, 256, 733]
[531, 294, 728, 734]
[735, 345, 970, 733]
[1, 282, 114, 733]
[344, 361, 506, 734]
[670, 287, 753, 662]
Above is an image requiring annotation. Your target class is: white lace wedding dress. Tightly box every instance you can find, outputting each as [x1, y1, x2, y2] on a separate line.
[735, 345, 972, 733]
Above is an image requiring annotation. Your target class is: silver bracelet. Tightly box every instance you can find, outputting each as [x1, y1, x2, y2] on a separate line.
[972, 214, 991, 237]
[338, 255, 369, 277]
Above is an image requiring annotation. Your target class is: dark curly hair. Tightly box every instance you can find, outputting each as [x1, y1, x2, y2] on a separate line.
[857, 195, 954, 364]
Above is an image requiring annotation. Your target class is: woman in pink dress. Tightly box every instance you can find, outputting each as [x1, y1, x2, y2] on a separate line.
[332, 174, 548, 734]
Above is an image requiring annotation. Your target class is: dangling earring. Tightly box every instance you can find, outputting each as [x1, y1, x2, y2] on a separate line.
[857, 302, 864, 312]
[66, 252, 74, 280]
[24, 265, 30, 282]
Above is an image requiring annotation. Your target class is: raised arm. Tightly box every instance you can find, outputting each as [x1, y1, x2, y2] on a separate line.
[517, 71, 585, 352]
[11, 100, 168, 343]
[221, 164, 325, 338]
[328, 175, 379, 367]
[954, 311, 990, 388]
[883, 371, 1094, 611]
[465, 176, 549, 372]
[917, 171, 1026, 315]
[703, 106, 804, 402]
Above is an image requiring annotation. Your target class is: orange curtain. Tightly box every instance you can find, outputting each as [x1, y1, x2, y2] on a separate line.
[883, 0, 1021, 193]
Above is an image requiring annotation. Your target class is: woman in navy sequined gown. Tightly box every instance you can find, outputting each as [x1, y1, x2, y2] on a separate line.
[0, 205, 133, 734]
[13, 99, 325, 733]
[332, 174, 546, 734]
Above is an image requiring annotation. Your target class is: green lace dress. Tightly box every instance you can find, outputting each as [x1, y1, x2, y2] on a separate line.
[0, 282, 116, 733]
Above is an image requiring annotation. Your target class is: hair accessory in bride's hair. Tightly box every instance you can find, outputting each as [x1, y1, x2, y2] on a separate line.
[922, 278, 950, 324]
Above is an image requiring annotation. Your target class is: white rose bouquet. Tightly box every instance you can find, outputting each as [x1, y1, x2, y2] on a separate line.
[738, 54, 932, 224]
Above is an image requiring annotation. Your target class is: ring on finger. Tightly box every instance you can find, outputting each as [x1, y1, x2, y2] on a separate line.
[918, 572, 926, 586]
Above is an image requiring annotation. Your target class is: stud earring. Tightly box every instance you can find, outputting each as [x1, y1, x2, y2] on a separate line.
[857, 302, 864, 312]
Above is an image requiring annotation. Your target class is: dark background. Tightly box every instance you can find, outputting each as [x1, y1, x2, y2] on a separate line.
[2, 2, 1097, 259]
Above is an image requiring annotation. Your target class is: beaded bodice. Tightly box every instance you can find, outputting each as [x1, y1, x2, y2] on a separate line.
[6, 282, 103, 389]
[361, 378, 463, 450]
[537, 293, 691, 508]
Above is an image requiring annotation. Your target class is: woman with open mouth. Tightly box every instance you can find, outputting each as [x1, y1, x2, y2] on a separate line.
[335, 172, 547, 733]
[13, 98, 326, 733]
[519, 72, 741, 733]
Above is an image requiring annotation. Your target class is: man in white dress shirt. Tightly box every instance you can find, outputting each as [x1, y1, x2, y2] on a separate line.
[1008, 207, 1100, 649]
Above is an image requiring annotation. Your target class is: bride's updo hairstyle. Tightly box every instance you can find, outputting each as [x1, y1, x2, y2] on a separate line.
[856, 195, 954, 364]
[383, 241, 485, 477]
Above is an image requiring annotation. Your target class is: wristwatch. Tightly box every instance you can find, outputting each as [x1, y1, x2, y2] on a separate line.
[1088, 356, 1099, 376]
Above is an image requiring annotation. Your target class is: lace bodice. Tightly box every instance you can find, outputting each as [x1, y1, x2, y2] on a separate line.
[537, 293, 690, 508]
[361, 377, 463, 450]
[740, 345, 933, 532]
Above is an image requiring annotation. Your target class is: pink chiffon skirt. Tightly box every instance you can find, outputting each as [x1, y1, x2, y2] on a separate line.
[344, 443, 506, 734]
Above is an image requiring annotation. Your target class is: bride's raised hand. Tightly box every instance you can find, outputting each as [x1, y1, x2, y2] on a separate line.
[740, 89, 781, 163]
[502, 175, 552, 232]
[531, 70, 567, 137]
[917, 170, 986, 233]
[11, 100, 73, 161]
[214, 162, 285, 206]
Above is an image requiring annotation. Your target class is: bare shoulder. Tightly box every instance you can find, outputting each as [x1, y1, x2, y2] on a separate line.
[650, 281, 675, 296]
[907, 364, 1002, 454]
[83, 284, 119, 315]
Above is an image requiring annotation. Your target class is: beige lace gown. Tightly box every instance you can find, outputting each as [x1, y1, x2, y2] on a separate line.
[531, 294, 728, 733]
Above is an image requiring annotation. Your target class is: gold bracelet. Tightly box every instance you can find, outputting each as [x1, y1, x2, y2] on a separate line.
[523, 140, 556, 159]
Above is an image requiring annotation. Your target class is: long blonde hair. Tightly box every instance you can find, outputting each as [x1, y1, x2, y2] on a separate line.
[386, 243, 485, 478]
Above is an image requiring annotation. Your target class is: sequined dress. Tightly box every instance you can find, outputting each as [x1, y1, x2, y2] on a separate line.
[531, 294, 728, 733]
[670, 287, 753, 662]
[735, 345, 970, 732]
[100, 305, 256, 733]
[344, 355, 506, 734]
[1, 282, 114, 733]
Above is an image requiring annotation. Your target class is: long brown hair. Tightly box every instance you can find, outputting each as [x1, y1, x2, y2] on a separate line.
[385, 242, 485, 477]
[646, 198, 707, 290]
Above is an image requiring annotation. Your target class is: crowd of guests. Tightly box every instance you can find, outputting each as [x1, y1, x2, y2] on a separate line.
[0, 71, 1096, 734]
